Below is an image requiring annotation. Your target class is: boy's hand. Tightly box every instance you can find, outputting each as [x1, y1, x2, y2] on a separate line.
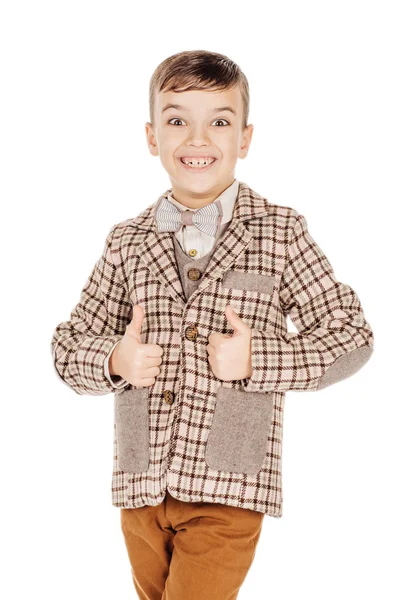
[206, 305, 253, 381]
[109, 304, 163, 387]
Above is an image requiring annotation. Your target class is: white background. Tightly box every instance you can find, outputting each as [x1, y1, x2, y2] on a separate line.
[1, 1, 398, 598]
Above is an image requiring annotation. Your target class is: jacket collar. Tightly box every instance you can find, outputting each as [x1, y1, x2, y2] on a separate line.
[131, 180, 269, 231]
[133, 181, 269, 308]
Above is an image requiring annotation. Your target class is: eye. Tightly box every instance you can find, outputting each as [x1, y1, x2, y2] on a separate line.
[212, 119, 230, 127]
[167, 117, 230, 127]
[168, 118, 186, 126]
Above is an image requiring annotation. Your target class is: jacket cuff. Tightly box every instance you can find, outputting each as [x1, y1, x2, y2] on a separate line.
[241, 328, 323, 393]
[53, 335, 131, 395]
[242, 328, 373, 393]
[76, 335, 130, 394]
[103, 340, 129, 390]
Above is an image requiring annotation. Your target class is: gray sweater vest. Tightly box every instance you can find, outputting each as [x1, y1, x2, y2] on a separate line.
[172, 227, 227, 301]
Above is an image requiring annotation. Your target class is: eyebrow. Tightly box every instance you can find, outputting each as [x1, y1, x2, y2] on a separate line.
[161, 103, 236, 116]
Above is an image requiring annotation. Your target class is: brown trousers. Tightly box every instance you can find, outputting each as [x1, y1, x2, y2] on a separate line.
[120, 489, 264, 600]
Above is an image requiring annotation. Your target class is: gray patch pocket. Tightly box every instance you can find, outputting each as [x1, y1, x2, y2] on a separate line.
[222, 270, 277, 295]
[114, 387, 150, 473]
[205, 386, 274, 476]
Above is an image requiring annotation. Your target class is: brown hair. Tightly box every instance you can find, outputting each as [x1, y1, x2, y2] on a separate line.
[149, 50, 250, 131]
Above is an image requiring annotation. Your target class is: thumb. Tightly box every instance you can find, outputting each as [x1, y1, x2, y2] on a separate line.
[225, 304, 248, 335]
[127, 304, 144, 342]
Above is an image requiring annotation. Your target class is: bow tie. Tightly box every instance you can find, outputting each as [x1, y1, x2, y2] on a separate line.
[155, 197, 223, 237]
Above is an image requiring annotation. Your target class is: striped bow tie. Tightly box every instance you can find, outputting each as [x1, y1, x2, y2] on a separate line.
[155, 197, 223, 237]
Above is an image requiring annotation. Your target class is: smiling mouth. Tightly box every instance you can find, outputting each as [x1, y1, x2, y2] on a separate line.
[179, 157, 217, 171]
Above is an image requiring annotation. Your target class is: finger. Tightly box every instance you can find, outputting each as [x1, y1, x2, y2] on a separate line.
[207, 332, 220, 346]
[143, 343, 164, 357]
[137, 377, 156, 387]
[142, 355, 163, 368]
[142, 365, 161, 378]
[130, 304, 144, 340]
[206, 344, 216, 357]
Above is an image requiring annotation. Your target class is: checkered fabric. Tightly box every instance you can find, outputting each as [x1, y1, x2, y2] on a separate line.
[51, 181, 374, 517]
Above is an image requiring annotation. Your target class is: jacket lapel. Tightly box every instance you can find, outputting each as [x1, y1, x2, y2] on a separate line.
[134, 181, 269, 308]
[136, 229, 187, 308]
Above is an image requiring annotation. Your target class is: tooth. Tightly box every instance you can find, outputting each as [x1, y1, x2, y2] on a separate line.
[183, 158, 213, 166]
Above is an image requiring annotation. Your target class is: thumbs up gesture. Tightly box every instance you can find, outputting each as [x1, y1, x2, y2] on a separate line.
[206, 305, 253, 381]
[109, 304, 163, 387]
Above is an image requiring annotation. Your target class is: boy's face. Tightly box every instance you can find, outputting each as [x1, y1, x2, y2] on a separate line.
[145, 85, 253, 206]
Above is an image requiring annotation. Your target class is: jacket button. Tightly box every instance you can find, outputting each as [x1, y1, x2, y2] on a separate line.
[163, 390, 175, 405]
[187, 268, 201, 281]
[185, 325, 198, 341]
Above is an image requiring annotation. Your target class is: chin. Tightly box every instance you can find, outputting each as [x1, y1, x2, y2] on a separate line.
[179, 179, 217, 193]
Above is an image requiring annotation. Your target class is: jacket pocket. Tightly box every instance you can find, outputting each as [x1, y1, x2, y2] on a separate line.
[222, 270, 277, 295]
[205, 385, 274, 476]
[114, 387, 150, 473]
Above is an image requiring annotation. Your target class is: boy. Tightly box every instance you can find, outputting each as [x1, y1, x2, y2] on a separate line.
[51, 50, 374, 599]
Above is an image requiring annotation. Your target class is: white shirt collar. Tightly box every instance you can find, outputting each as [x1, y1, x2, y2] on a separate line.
[166, 179, 239, 225]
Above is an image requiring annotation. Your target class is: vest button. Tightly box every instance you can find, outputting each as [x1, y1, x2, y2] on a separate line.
[187, 268, 201, 281]
[185, 325, 198, 341]
[163, 390, 175, 405]
[188, 249, 197, 257]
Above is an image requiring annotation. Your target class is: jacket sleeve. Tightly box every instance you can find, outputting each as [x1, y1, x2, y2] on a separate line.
[242, 213, 374, 393]
[103, 340, 128, 389]
[50, 226, 132, 396]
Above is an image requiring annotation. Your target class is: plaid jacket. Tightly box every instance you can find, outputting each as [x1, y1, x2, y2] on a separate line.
[51, 181, 374, 517]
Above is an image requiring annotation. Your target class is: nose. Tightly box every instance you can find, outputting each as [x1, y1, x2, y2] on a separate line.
[186, 123, 211, 146]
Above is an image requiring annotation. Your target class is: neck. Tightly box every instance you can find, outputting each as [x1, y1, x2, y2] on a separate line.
[170, 178, 235, 209]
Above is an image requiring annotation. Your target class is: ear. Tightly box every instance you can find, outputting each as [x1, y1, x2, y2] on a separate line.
[239, 123, 254, 159]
